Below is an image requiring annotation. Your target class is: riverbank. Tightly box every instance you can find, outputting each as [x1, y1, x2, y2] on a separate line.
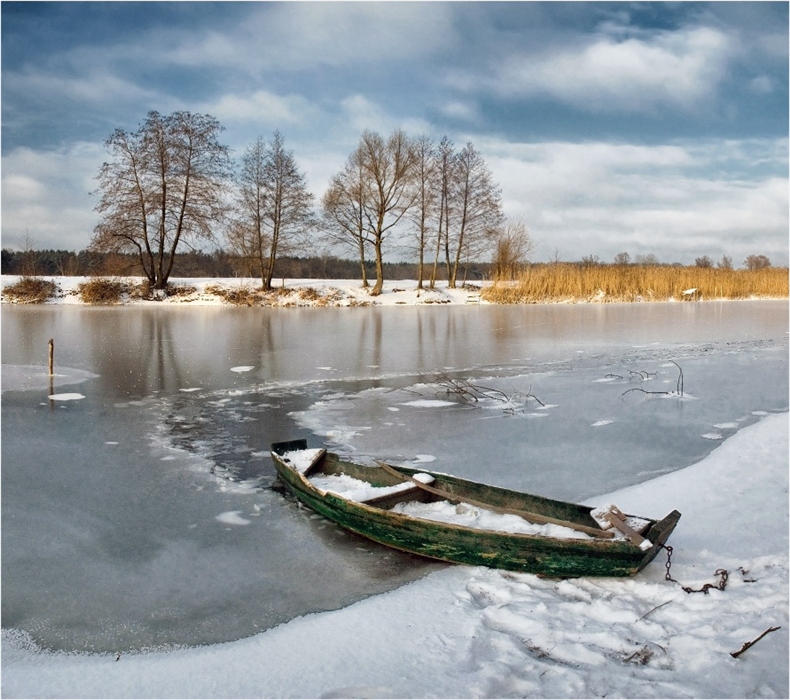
[2, 274, 787, 307]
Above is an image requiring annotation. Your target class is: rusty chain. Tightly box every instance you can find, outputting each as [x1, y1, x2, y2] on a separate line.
[662, 544, 729, 594]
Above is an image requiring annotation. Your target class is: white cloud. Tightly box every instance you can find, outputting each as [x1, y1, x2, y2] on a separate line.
[166, 3, 456, 74]
[478, 137, 788, 264]
[340, 95, 393, 135]
[489, 26, 734, 113]
[336, 96, 431, 140]
[1, 144, 104, 251]
[4, 67, 162, 112]
[749, 75, 774, 94]
[440, 101, 481, 123]
[205, 90, 318, 129]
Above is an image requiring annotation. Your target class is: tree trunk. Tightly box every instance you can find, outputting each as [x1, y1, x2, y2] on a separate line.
[371, 239, 384, 296]
[358, 237, 369, 287]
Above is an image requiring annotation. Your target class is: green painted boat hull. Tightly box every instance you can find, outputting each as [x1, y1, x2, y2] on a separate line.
[271, 441, 681, 578]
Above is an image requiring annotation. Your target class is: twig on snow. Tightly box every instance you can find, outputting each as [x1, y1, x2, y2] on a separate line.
[637, 600, 672, 621]
[730, 626, 781, 658]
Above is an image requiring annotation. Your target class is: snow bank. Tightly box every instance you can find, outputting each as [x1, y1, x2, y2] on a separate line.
[0, 275, 488, 307]
[3, 414, 787, 699]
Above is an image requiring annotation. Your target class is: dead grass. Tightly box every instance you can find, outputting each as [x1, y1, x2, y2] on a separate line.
[2, 276, 58, 303]
[205, 282, 351, 307]
[77, 278, 129, 304]
[204, 284, 264, 306]
[167, 284, 197, 298]
[483, 265, 789, 303]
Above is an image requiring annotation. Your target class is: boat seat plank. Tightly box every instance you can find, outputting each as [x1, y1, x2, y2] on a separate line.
[359, 483, 433, 508]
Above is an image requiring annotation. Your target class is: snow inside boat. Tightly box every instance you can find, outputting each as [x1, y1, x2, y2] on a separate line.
[270, 440, 681, 578]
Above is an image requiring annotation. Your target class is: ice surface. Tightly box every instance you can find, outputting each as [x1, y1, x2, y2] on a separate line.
[2, 301, 787, 659]
[3, 414, 787, 699]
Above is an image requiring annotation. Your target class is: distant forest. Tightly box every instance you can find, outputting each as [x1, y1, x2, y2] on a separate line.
[0, 248, 491, 281]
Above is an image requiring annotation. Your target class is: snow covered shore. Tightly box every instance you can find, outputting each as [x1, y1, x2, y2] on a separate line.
[5, 274, 780, 307]
[1, 275, 487, 306]
[3, 413, 787, 698]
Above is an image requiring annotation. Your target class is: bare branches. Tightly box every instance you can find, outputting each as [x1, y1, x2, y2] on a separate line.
[91, 111, 231, 290]
[620, 361, 685, 399]
[420, 372, 545, 413]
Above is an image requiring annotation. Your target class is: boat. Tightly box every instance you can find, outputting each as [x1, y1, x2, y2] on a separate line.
[270, 439, 681, 578]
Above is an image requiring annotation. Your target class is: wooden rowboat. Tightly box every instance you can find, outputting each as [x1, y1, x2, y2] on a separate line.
[270, 439, 681, 578]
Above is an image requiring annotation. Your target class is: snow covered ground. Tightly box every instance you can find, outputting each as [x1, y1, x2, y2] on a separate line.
[3, 412, 787, 699]
[1, 275, 488, 306]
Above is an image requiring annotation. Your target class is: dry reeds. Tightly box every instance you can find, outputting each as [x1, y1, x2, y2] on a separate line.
[2, 276, 58, 303]
[204, 283, 347, 306]
[483, 264, 789, 304]
[77, 278, 128, 304]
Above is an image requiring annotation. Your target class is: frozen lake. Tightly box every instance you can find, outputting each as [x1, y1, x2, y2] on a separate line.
[2, 301, 787, 654]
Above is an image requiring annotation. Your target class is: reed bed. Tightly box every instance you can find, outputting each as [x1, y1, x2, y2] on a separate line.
[482, 265, 789, 304]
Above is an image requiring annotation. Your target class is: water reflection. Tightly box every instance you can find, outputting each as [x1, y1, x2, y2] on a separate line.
[5, 302, 788, 393]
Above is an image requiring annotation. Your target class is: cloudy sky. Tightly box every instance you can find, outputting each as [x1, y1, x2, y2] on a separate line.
[2, 1, 787, 265]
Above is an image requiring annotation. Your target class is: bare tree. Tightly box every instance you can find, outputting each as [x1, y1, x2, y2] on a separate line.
[258, 132, 314, 290]
[408, 135, 437, 289]
[229, 136, 267, 279]
[492, 217, 535, 280]
[17, 229, 39, 276]
[695, 255, 713, 268]
[635, 253, 660, 265]
[614, 252, 631, 265]
[744, 254, 771, 270]
[717, 255, 733, 269]
[446, 142, 503, 288]
[429, 136, 455, 289]
[322, 150, 372, 287]
[331, 129, 417, 296]
[361, 129, 418, 295]
[91, 111, 231, 291]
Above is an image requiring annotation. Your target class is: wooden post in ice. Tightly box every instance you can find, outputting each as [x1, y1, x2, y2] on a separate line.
[48, 338, 55, 409]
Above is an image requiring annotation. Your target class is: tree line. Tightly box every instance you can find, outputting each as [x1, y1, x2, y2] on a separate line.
[0, 247, 493, 281]
[3, 246, 774, 280]
[87, 110, 517, 295]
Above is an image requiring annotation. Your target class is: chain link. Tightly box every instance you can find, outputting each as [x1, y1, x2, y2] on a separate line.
[661, 544, 729, 594]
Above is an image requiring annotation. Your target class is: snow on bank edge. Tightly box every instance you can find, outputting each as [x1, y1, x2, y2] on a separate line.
[2, 414, 788, 699]
[0, 275, 487, 307]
